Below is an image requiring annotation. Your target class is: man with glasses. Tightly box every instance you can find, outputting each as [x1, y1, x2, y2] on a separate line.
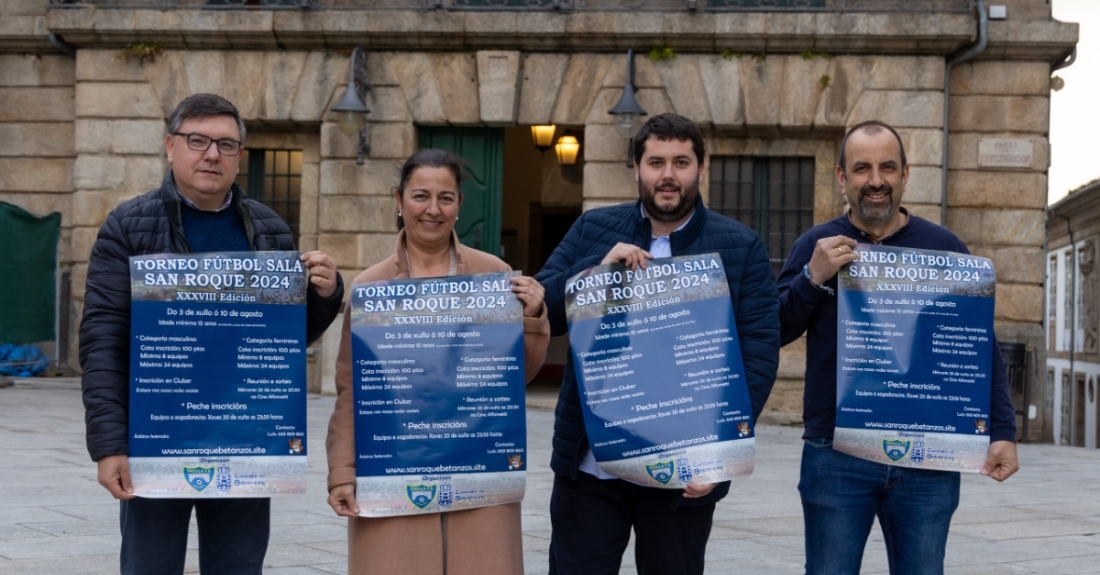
[80, 93, 344, 574]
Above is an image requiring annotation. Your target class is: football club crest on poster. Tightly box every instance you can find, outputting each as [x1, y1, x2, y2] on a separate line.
[974, 419, 987, 434]
[507, 454, 524, 470]
[437, 482, 453, 509]
[676, 456, 693, 483]
[645, 461, 675, 485]
[216, 465, 232, 492]
[737, 421, 751, 437]
[882, 439, 911, 462]
[910, 440, 925, 465]
[406, 484, 437, 509]
[183, 466, 215, 492]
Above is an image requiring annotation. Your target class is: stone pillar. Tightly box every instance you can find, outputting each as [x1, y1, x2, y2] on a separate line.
[71, 51, 169, 371]
[947, 60, 1051, 442]
[318, 52, 416, 283]
[830, 56, 947, 221]
[579, 53, 669, 212]
[312, 52, 421, 395]
[0, 52, 75, 362]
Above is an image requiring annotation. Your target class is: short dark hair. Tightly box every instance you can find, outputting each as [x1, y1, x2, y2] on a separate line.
[395, 149, 465, 231]
[837, 120, 907, 173]
[632, 113, 706, 166]
[167, 93, 246, 142]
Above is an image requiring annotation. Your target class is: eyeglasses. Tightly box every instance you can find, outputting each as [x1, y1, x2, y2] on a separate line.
[175, 132, 243, 156]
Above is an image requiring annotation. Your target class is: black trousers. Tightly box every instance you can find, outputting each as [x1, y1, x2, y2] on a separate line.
[548, 472, 715, 575]
[119, 497, 270, 575]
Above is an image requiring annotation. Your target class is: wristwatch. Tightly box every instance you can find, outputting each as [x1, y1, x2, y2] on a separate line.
[803, 264, 835, 296]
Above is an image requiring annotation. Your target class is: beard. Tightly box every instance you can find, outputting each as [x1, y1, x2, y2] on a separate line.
[856, 182, 895, 222]
[640, 177, 699, 223]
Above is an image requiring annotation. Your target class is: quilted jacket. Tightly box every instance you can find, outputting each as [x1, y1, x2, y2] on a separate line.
[80, 173, 344, 462]
[534, 195, 780, 507]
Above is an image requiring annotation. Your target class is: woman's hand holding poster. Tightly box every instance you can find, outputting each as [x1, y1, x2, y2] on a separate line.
[350, 272, 527, 517]
[128, 251, 308, 497]
[565, 253, 755, 488]
[835, 244, 995, 472]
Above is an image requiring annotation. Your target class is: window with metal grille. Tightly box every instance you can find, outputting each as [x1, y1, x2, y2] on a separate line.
[709, 156, 814, 276]
[235, 149, 303, 246]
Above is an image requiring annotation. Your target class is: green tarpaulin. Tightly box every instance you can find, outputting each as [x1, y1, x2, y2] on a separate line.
[0, 202, 60, 344]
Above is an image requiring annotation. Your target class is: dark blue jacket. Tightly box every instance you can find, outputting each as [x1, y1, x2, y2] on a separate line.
[777, 211, 1016, 443]
[535, 196, 780, 506]
[80, 173, 345, 462]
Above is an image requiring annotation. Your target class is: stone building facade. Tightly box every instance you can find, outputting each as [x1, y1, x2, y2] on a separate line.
[0, 0, 1076, 442]
[1046, 178, 1100, 448]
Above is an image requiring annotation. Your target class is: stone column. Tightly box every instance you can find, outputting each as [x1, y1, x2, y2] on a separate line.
[946, 60, 1052, 442]
[71, 51, 168, 369]
[0, 53, 75, 362]
[314, 52, 420, 395]
[579, 53, 668, 211]
[828, 56, 947, 221]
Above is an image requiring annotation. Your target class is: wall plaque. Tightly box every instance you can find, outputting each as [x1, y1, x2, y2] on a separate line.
[978, 138, 1034, 169]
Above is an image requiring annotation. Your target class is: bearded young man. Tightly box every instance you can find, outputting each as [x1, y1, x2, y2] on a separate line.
[777, 120, 1019, 575]
[534, 113, 779, 575]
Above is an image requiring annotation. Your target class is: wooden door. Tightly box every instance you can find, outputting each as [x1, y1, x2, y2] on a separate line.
[418, 127, 504, 256]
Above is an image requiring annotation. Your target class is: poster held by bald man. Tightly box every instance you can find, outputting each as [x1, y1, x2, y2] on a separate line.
[776, 120, 1018, 575]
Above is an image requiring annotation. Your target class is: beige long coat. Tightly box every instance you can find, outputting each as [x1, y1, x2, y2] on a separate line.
[326, 230, 550, 575]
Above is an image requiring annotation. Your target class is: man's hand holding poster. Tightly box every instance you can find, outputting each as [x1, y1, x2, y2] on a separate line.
[128, 251, 308, 497]
[350, 271, 527, 517]
[565, 253, 755, 488]
[835, 244, 995, 471]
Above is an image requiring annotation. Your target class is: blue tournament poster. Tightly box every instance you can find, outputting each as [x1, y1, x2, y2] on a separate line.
[350, 271, 527, 517]
[835, 244, 995, 472]
[128, 251, 308, 497]
[565, 254, 755, 488]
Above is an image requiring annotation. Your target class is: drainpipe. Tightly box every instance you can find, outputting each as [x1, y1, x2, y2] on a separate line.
[48, 33, 76, 57]
[1052, 47, 1077, 73]
[1050, 207, 1075, 445]
[1043, 209, 1050, 441]
[940, 0, 988, 226]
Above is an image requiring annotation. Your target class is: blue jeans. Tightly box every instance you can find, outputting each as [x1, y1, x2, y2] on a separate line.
[120, 497, 270, 575]
[799, 438, 960, 575]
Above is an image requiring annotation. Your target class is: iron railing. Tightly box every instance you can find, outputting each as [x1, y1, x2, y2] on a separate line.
[48, 0, 975, 12]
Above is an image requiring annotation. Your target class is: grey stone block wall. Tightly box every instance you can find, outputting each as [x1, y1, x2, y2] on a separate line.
[0, 0, 1076, 440]
[0, 52, 76, 360]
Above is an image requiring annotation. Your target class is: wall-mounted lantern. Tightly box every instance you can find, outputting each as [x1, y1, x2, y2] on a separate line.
[531, 125, 557, 154]
[555, 135, 580, 165]
[330, 46, 371, 165]
[607, 48, 647, 168]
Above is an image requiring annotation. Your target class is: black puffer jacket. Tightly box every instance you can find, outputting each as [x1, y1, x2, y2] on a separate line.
[80, 173, 344, 462]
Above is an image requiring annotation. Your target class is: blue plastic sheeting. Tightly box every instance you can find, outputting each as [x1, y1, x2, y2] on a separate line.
[0, 344, 49, 377]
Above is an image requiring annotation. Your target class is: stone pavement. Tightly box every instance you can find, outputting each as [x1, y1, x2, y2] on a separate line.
[4, 378, 1100, 574]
